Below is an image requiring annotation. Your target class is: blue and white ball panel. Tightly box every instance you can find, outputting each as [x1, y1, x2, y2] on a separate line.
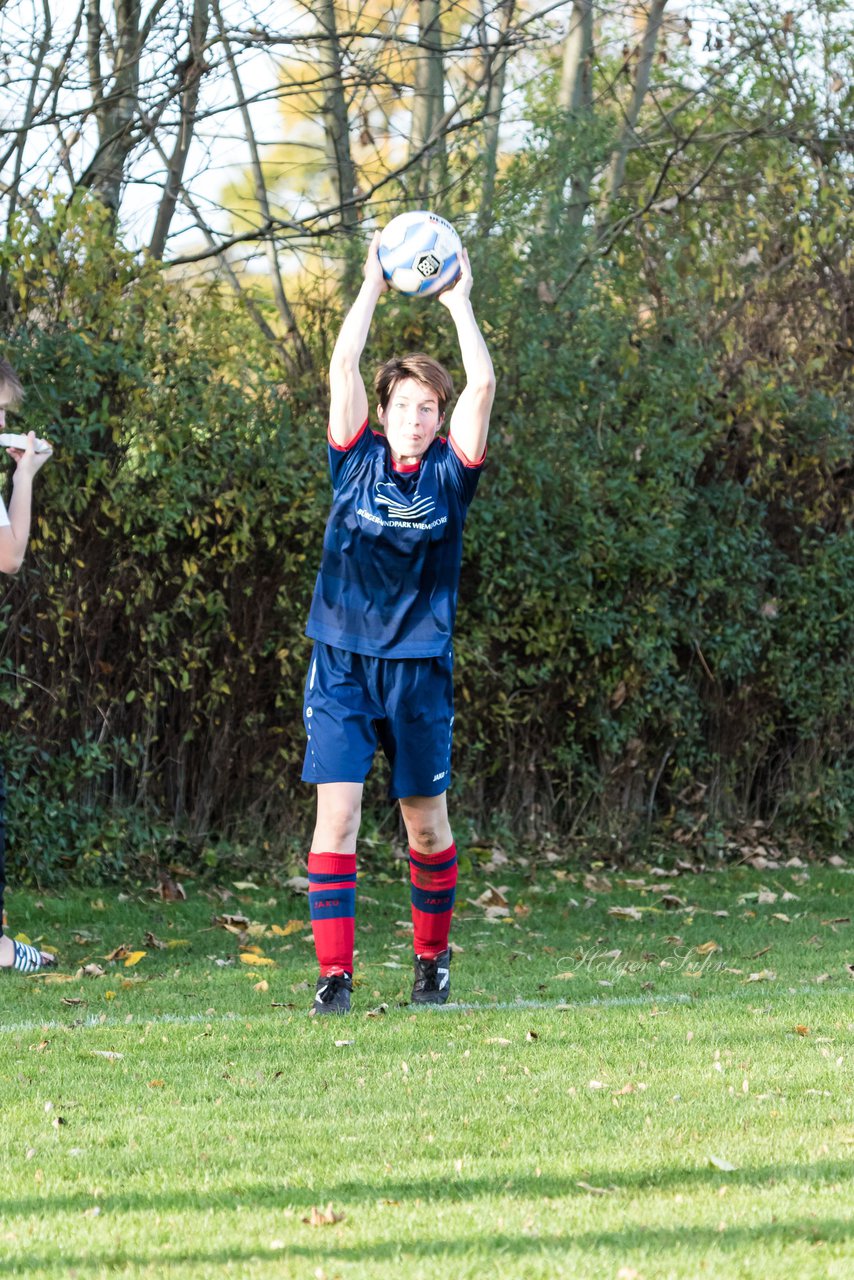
[379, 211, 461, 297]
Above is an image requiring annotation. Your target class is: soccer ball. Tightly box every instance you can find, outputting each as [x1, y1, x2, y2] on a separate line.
[378, 211, 462, 298]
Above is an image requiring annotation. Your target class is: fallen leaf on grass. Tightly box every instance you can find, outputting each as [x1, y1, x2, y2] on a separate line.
[271, 920, 305, 937]
[660, 895, 686, 910]
[583, 874, 612, 893]
[794, 1025, 810, 1036]
[124, 951, 146, 967]
[771, 914, 791, 924]
[821, 917, 851, 927]
[91, 1051, 123, 1061]
[144, 932, 167, 950]
[104, 945, 131, 962]
[756, 888, 777, 905]
[576, 1180, 616, 1194]
[608, 906, 642, 922]
[60, 997, 86, 1007]
[154, 874, 186, 902]
[148, 1079, 165, 1088]
[695, 941, 720, 956]
[551, 971, 575, 981]
[745, 969, 776, 983]
[232, 880, 260, 891]
[285, 876, 310, 893]
[708, 1154, 737, 1171]
[76, 964, 106, 979]
[486, 1037, 512, 1046]
[213, 913, 250, 932]
[240, 954, 274, 966]
[303, 1203, 345, 1226]
[253, 980, 269, 993]
[526, 1030, 538, 1042]
[471, 886, 510, 909]
[588, 1080, 607, 1090]
[845, 965, 854, 980]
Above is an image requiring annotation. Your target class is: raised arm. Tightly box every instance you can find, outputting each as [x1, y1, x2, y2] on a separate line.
[0, 433, 52, 574]
[328, 231, 388, 448]
[439, 250, 496, 463]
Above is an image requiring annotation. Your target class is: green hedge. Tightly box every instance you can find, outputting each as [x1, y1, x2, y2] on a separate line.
[0, 187, 851, 880]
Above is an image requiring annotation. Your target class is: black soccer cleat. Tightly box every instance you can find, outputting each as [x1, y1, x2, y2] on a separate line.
[312, 971, 353, 1015]
[411, 948, 452, 1005]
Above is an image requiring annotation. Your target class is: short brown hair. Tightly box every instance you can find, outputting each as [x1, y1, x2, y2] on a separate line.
[0, 356, 24, 407]
[374, 354, 454, 418]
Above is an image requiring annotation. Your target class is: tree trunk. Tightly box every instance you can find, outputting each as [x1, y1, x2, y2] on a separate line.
[148, 0, 210, 261]
[599, 0, 668, 215]
[409, 0, 446, 204]
[315, 0, 360, 292]
[80, 0, 145, 217]
[477, 0, 515, 237]
[560, 0, 595, 232]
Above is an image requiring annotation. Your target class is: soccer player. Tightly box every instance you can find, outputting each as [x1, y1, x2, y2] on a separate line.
[0, 356, 56, 974]
[303, 231, 495, 1014]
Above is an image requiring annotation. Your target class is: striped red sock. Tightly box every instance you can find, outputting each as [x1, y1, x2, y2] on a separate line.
[409, 843, 458, 959]
[308, 852, 357, 976]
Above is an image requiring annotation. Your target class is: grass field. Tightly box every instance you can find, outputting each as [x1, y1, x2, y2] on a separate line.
[0, 854, 852, 1279]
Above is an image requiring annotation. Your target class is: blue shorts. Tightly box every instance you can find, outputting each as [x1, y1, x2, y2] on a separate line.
[301, 642, 454, 799]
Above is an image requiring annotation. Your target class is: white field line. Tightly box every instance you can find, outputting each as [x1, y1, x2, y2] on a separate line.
[0, 984, 850, 1037]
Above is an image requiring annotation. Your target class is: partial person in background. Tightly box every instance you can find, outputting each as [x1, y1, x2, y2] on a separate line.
[0, 355, 56, 974]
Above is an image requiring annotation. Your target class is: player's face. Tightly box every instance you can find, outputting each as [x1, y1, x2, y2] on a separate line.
[378, 378, 443, 464]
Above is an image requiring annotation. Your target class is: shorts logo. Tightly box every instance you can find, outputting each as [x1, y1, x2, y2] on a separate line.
[374, 481, 436, 522]
[432, 770, 446, 782]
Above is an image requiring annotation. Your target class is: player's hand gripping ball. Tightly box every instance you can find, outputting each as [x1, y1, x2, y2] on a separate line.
[378, 211, 462, 298]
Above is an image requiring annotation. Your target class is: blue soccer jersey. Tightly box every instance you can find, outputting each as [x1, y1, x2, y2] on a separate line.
[306, 422, 484, 658]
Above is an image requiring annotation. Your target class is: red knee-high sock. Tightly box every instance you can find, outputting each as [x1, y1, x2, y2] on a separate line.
[308, 852, 357, 976]
[409, 843, 458, 959]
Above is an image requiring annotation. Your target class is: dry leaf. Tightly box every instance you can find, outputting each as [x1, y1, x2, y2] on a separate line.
[91, 1050, 123, 1061]
[695, 941, 720, 955]
[794, 1025, 810, 1036]
[155, 873, 186, 902]
[104, 945, 130, 961]
[745, 969, 776, 983]
[144, 932, 167, 950]
[77, 964, 106, 979]
[486, 1037, 512, 1046]
[240, 954, 274, 966]
[124, 951, 146, 967]
[608, 905, 642, 921]
[583, 874, 612, 893]
[253, 980, 270, 993]
[709, 1154, 737, 1171]
[303, 1203, 345, 1227]
[271, 920, 305, 937]
[576, 1180, 615, 1195]
[213, 913, 250, 930]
